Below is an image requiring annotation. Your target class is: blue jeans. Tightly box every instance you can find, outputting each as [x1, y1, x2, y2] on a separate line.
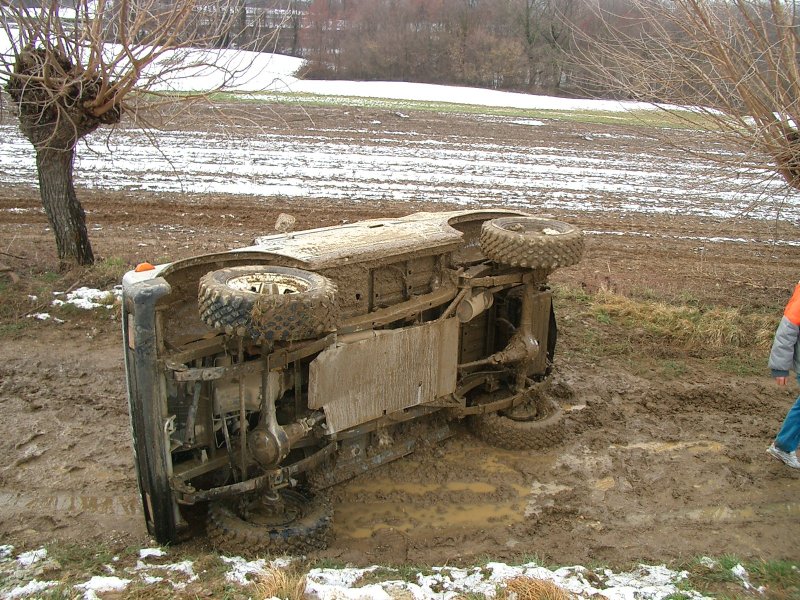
[776, 390, 800, 453]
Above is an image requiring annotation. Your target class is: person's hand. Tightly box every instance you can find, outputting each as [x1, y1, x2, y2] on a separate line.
[776, 376, 789, 386]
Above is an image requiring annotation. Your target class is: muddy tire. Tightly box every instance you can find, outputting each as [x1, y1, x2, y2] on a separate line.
[198, 266, 338, 342]
[207, 489, 332, 555]
[468, 397, 564, 451]
[480, 217, 583, 269]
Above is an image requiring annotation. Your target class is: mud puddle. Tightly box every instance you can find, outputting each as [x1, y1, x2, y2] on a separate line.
[331, 439, 565, 542]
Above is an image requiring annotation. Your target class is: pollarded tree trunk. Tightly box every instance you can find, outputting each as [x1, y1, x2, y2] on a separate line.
[35, 146, 94, 265]
[5, 46, 122, 267]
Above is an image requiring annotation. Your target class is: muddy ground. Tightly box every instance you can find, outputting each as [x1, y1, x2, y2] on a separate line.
[1, 103, 799, 569]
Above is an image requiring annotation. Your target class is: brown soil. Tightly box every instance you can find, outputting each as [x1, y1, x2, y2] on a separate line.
[1, 103, 799, 568]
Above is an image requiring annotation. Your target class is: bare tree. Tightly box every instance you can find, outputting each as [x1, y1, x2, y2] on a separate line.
[519, 0, 579, 91]
[572, 0, 800, 194]
[1, 0, 256, 266]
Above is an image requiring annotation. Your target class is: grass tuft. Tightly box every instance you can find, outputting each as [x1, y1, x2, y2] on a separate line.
[252, 565, 307, 600]
[78, 256, 128, 290]
[497, 576, 575, 600]
[45, 542, 116, 582]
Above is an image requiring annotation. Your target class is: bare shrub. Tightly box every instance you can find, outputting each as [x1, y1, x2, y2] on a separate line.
[571, 0, 800, 198]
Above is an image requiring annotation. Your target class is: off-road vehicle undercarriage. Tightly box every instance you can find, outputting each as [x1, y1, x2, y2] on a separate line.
[122, 210, 583, 552]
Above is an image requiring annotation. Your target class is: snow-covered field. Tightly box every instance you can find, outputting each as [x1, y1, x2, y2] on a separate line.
[2, 28, 799, 223]
[0, 28, 667, 112]
[1, 119, 798, 224]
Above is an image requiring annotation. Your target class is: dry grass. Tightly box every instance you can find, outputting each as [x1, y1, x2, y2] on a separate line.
[252, 565, 307, 600]
[591, 289, 776, 351]
[497, 576, 575, 600]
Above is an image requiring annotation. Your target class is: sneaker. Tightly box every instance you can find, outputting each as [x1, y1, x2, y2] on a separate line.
[766, 443, 800, 469]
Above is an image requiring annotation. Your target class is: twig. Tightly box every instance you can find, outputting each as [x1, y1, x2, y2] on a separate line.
[0, 250, 25, 260]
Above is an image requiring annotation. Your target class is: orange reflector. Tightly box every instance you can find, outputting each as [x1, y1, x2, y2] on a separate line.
[134, 262, 156, 272]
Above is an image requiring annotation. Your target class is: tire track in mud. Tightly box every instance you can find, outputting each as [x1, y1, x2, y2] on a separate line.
[321, 368, 800, 566]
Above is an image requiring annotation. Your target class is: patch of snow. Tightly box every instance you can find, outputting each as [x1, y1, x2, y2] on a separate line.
[698, 557, 717, 569]
[139, 548, 166, 559]
[133, 548, 206, 587]
[17, 548, 47, 567]
[28, 312, 65, 323]
[731, 563, 765, 593]
[510, 119, 545, 126]
[133, 557, 197, 589]
[219, 555, 301, 587]
[75, 575, 131, 594]
[731, 563, 748, 580]
[221, 556, 269, 585]
[162, 559, 197, 581]
[308, 566, 382, 588]
[0, 545, 13, 560]
[310, 582, 395, 599]
[418, 566, 494, 596]
[5, 579, 58, 599]
[305, 562, 711, 600]
[51, 286, 120, 310]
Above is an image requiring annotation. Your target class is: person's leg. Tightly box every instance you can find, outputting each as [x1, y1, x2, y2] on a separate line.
[775, 393, 800, 452]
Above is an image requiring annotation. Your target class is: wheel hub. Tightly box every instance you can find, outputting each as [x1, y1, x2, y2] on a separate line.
[503, 396, 548, 422]
[240, 493, 303, 527]
[227, 273, 307, 295]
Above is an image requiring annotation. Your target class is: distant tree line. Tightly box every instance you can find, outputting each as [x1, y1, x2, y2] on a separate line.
[298, 0, 580, 94]
[260, 0, 768, 98]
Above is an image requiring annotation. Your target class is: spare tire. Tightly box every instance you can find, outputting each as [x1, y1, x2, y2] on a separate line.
[198, 265, 338, 343]
[480, 216, 583, 269]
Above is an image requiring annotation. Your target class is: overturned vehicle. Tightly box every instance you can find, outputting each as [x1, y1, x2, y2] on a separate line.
[122, 210, 583, 552]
